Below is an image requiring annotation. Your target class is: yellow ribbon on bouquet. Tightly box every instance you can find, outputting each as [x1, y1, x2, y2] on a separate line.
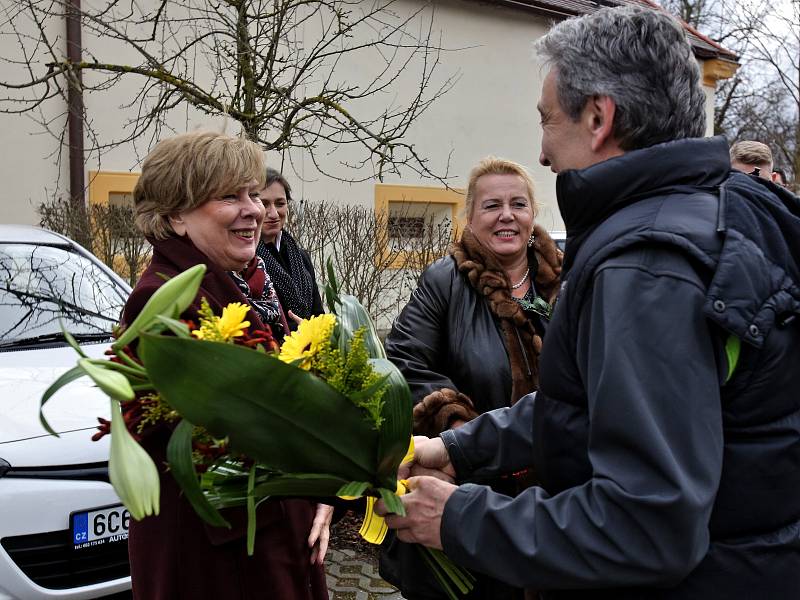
[341, 438, 414, 545]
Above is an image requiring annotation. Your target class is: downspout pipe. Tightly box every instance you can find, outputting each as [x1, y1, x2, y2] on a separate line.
[66, 0, 88, 246]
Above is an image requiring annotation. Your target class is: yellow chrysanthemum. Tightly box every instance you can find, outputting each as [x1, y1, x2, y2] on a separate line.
[192, 301, 250, 342]
[279, 313, 336, 369]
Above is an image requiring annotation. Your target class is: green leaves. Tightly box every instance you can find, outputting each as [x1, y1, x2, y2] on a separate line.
[166, 420, 230, 528]
[108, 400, 160, 521]
[371, 358, 412, 488]
[204, 471, 352, 509]
[323, 258, 385, 359]
[337, 294, 386, 359]
[39, 365, 89, 436]
[39, 356, 139, 436]
[419, 547, 476, 599]
[138, 334, 380, 483]
[378, 487, 405, 517]
[113, 264, 205, 350]
[336, 481, 371, 498]
[78, 359, 136, 402]
[324, 258, 341, 315]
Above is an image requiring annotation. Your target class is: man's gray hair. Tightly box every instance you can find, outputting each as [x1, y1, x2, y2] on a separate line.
[534, 5, 706, 150]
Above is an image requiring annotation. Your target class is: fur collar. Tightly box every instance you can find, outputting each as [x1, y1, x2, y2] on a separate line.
[449, 224, 562, 403]
[450, 224, 562, 323]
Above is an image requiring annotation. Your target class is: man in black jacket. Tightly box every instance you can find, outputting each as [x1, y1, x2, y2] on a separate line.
[376, 6, 800, 599]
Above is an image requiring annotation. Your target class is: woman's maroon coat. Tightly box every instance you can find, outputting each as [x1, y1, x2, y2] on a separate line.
[123, 235, 328, 600]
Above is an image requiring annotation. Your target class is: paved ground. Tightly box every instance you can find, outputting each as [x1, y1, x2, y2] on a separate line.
[325, 547, 404, 600]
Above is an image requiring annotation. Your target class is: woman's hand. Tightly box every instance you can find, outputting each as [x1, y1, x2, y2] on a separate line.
[308, 503, 334, 565]
[287, 310, 303, 326]
[399, 435, 456, 483]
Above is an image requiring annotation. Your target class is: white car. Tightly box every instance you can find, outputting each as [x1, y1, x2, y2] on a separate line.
[0, 225, 133, 599]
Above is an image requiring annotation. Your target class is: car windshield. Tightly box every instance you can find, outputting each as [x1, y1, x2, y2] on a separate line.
[0, 243, 127, 345]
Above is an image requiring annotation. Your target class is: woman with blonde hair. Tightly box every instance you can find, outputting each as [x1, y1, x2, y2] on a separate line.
[380, 157, 562, 600]
[124, 130, 329, 600]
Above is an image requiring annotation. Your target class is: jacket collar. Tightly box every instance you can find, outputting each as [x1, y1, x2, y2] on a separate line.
[556, 136, 731, 242]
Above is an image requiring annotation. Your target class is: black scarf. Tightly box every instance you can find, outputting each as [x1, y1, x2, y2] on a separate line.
[255, 230, 315, 320]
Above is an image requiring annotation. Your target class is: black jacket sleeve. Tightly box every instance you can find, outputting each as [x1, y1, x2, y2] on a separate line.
[440, 248, 724, 589]
[385, 259, 460, 402]
[439, 394, 536, 479]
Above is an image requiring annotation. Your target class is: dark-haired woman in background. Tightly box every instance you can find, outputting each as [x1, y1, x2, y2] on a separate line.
[256, 169, 323, 329]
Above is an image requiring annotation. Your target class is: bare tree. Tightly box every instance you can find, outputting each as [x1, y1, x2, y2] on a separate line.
[38, 198, 151, 286]
[734, 0, 800, 181]
[662, 0, 799, 184]
[0, 0, 457, 185]
[288, 199, 453, 325]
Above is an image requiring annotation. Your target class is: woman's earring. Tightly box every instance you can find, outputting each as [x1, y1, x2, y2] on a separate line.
[527, 232, 535, 247]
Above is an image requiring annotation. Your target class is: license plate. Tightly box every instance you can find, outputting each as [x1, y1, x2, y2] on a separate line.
[70, 504, 130, 550]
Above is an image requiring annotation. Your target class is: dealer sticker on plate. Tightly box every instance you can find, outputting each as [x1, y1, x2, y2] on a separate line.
[70, 504, 130, 550]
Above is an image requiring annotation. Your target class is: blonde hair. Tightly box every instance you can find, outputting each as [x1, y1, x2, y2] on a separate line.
[730, 141, 773, 169]
[465, 157, 538, 218]
[134, 131, 267, 239]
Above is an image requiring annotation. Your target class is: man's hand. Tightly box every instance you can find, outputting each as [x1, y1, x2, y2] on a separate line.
[375, 476, 458, 550]
[401, 435, 456, 482]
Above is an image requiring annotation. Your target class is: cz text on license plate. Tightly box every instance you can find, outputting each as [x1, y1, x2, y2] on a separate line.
[70, 504, 130, 550]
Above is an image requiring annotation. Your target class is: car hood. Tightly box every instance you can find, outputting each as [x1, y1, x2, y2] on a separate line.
[0, 343, 112, 466]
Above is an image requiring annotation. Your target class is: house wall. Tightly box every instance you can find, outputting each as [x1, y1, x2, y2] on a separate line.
[0, 0, 720, 232]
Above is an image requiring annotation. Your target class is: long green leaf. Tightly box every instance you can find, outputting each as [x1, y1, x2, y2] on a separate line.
[371, 358, 413, 487]
[78, 358, 135, 402]
[336, 481, 371, 498]
[61, 327, 88, 358]
[113, 264, 205, 350]
[324, 258, 340, 314]
[139, 334, 379, 482]
[378, 487, 406, 517]
[246, 465, 256, 556]
[204, 473, 353, 509]
[428, 547, 474, 593]
[39, 365, 87, 436]
[166, 419, 230, 528]
[419, 546, 460, 600]
[87, 358, 147, 380]
[337, 294, 386, 359]
[153, 315, 192, 338]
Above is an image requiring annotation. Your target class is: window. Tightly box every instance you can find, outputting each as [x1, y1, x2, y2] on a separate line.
[374, 183, 465, 268]
[87, 171, 149, 284]
[88, 171, 140, 207]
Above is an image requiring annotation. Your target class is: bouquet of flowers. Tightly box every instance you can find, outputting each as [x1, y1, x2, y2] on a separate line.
[40, 262, 474, 599]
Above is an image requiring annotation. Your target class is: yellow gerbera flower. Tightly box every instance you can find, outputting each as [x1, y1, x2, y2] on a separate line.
[217, 303, 251, 339]
[279, 313, 336, 369]
[193, 301, 250, 342]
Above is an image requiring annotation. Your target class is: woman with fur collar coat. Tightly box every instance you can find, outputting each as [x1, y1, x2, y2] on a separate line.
[380, 157, 562, 600]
